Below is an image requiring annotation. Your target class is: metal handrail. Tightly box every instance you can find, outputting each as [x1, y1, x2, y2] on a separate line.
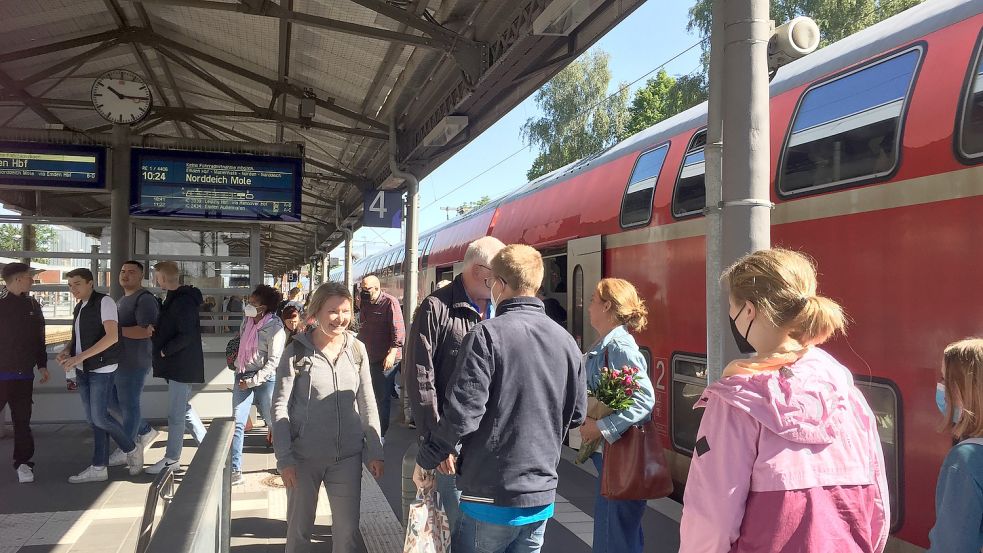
[136, 464, 177, 553]
[144, 418, 235, 553]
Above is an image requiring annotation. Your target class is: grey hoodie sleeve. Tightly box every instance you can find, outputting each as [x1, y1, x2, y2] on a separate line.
[244, 326, 286, 388]
[355, 338, 384, 461]
[272, 343, 298, 470]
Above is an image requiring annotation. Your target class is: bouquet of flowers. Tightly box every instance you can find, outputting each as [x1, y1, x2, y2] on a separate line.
[575, 364, 642, 464]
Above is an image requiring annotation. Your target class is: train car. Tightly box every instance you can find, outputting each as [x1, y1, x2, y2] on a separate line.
[343, 1, 983, 548]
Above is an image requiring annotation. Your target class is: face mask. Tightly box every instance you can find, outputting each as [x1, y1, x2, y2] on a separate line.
[937, 382, 962, 422]
[729, 310, 756, 354]
[490, 279, 501, 308]
[360, 290, 373, 302]
[243, 304, 258, 318]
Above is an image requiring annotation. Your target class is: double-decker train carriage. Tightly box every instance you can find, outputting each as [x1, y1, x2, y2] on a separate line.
[333, 0, 983, 548]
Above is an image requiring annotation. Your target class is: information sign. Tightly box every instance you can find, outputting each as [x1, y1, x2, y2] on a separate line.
[362, 190, 403, 228]
[0, 141, 105, 191]
[130, 149, 303, 222]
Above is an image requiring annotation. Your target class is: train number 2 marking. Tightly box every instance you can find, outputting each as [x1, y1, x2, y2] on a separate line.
[655, 359, 667, 391]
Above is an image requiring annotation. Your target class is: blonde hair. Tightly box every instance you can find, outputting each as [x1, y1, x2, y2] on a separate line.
[942, 338, 983, 439]
[722, 248, 845, 346]
[491, 244, 543, 294]
[153, 261, 181, 282]
[596, 278, 647, 332]
[307, 282, 353, 326]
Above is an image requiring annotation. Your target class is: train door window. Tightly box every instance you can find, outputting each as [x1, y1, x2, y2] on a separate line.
[621, 143, 670, 228]
[571, 265, 584, 350]
[779, 47, 922, 196]
[672, 130, 707, 218]
[855, 379, 902, 530]
[957, 31, 983, 161]
[671, 354, 708, 454]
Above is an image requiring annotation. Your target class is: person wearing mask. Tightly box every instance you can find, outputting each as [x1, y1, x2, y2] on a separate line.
[927, 338, 983, 552]
[107, 261, 160, 469]
[146, 261, 207, 474]
[0, 263, 49, 483]
[679, 249, 889, 553]
[578, 278, 655, 553]
[231, 285, 286, 486]
[413, 245, 586, 553]
[404, 235, 505, 530]
[273, 282, 383, 553]
[280, 305, 303, 346]
[356, 275, 404, 438]
[59, 268, 143, 483]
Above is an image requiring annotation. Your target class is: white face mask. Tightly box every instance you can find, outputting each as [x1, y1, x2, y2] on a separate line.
[243, 304, 259, 318]
[490, 279, 502, 307]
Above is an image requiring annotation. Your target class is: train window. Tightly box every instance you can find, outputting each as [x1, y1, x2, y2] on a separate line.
[672, 130, 707, 218]
[957, 31, 983, 161]
[671, 353, 708, 454]
[779, 47, 921, 196]
[572, 265, 584, 351]
[620, 143, 669, 228]
[854, 379, 902, 530]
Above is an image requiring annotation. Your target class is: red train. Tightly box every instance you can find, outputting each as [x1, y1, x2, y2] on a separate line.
[340, 0, 983, 548]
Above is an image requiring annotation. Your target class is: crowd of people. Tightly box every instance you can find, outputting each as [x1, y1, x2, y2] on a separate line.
[0, 238, 981, 552]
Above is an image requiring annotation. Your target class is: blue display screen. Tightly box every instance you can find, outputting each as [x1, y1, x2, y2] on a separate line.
[130, 149, 303, 222]
[0, 141, 105, 190]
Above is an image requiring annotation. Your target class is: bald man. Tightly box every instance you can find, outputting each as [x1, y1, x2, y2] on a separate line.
[356, 275, 404, 438]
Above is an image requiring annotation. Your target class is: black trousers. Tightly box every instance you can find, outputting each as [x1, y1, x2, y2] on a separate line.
[0, 379, 34, 469]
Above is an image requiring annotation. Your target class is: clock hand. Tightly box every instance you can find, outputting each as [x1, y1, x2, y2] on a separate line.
[106, 86, 126, 99]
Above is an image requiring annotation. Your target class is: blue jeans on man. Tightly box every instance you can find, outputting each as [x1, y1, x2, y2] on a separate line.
[370, 362, 398, 437]
[77, 371, 136, 466]
[453, 514, 548, 553]
[231, 377, 274, 473]
[164, 380, 207, 461]
[590, 452, 646, 553]
[108, 366, 153, 441]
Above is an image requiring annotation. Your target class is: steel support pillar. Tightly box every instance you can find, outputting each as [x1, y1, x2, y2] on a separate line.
[705, 0, 726, 381]
[20, 223, 34, 264]
[250, 227, 262, 288]
[343, 228, 353, 290]
[110, 124, 131, 299]
[390, 127, 419, 330]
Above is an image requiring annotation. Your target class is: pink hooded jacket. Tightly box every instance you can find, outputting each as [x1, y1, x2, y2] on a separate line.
[679, 347, 890, 553]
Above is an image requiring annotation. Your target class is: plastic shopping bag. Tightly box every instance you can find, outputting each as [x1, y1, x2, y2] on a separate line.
[403, 490, 451, 553]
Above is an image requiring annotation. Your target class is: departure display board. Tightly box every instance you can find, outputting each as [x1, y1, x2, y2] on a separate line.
[130, 149, 303, 222]
[0, 142, 106, 191]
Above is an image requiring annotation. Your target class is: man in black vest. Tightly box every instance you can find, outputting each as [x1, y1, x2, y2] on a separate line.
[0, 263, 49, 483]
[58, 268, 143, 483]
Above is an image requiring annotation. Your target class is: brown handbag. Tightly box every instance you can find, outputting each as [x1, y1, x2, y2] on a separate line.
[599, 348, 674, 500]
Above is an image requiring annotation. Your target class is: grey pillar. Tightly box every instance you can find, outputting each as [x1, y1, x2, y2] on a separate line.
[90, 245, 100, 287]
[250, 227, 262, 288]
[110, 124, 131, 299]
[343, 228, 353, 289]
[705, 0, 727, 381]
[390, 159, 419, 331]
[20, 223, 34, 264]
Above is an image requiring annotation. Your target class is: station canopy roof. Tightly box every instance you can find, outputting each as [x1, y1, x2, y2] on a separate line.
[0, 0, 642, 273]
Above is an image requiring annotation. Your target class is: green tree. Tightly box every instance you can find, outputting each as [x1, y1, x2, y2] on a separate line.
[456, 195, 492, 216]
[522, 50, 629, 181]
[624, 70, 708, 138]
[0, 224, 56, 256]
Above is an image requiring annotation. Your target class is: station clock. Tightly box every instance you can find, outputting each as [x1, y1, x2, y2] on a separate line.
[90, 69, 153, 125]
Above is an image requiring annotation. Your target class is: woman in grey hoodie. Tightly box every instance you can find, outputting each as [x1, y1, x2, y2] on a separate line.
[272, 282, 384, 553]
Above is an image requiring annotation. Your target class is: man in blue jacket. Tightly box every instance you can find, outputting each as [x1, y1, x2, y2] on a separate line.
[414, 244, 587, 553]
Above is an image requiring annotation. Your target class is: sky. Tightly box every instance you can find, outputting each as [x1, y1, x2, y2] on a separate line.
[338, 0, 704, 261]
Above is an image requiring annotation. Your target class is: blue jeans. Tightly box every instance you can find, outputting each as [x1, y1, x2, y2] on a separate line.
[108, 366, 153, 442]
[453, 514, 547, 553]
[437, 472, 463, 535]
[370, 362, 398, 437]
[77, 371, 136, 467]
[164, 380, 207, 461]
[591, 452, 646, 553]
[231, 377, 274, 472]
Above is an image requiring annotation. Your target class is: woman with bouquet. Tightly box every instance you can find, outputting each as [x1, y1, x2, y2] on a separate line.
[579, 278, 655, 553]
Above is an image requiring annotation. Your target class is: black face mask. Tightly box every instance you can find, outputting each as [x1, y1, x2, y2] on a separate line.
[729, 311, 756, 354]
[360, 290, 373, 302]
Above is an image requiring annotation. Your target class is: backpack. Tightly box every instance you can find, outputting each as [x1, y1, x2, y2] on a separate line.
[225, 334, 240, 371]
[137, 288, 163, 311]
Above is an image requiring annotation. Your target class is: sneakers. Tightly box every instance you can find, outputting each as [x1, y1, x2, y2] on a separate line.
[231, 470, 244, 486]
[126, 446, 144, 476]
[69, 465, 108, 484]
[138, 428, 160, 449]
[145, 458, 178, 475]
[16, 464, 34, 483]
[108, 448, 127, 467]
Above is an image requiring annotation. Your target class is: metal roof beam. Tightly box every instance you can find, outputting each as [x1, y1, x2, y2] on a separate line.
[150, 106, 387, 140]
[0, 69, 63, 126]
[0, 29, 128, 64]
[19, 40, 124, 87]
[154, 46, 265, 113]
[133, 2, 197, 138]
[184, 119, 222, 140]
[275, 0, 293, 144]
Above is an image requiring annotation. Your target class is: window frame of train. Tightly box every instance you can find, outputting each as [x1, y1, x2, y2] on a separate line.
[853, 375, 904, 532]
[671, 129, 708, 219]
[670, 352, 709, 455]
[955, 28, 983, 164]
[777, 44, 925, 198]
[620, 142, 670, 229]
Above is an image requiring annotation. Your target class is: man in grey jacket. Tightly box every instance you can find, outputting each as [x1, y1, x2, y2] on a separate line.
[414, 244, 587, 553]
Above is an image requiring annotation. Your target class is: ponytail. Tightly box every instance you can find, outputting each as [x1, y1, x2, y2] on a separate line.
[597, 278, 648, 332]
[624, 306, 648, 333]
[788, 295, 846, 346]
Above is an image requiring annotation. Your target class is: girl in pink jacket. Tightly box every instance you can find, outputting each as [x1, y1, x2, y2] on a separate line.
[679, 249, 890, 553]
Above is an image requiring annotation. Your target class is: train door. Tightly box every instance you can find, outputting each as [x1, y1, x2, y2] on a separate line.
[421, 266, 437, 296]
[567, 235, 603, 352]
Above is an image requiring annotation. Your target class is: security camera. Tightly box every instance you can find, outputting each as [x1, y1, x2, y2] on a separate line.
[768, 17, 821, 76]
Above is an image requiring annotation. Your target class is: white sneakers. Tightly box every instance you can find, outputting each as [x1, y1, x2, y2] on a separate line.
[126, 446, 144, 476]
[69, 465, 108, 484]
[109, 428, 161, 467]
[16, 464, 33, 483]
[145, 458, 178, 475]
[108, 448, 127, 467]
[139, 428, 160, 449]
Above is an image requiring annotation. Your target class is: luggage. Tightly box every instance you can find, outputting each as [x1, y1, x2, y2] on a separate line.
[404, 490, 451, 553]
[601, 417, 674, 500]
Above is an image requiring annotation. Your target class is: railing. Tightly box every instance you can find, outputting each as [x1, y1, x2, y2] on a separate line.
[143, 418, 234, 553]
[137, 464, 177, 553]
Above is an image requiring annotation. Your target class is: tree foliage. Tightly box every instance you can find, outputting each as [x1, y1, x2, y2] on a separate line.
[456, 195, 492, 216]
[0, 224, 56, 255]
[522, 50, 629, 181]
[623, 70, 708, 138]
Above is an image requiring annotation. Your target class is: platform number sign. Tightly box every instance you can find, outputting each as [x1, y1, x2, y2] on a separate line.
[363, 190, 403, 228]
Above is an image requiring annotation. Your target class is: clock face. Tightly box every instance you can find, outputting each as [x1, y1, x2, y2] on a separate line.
[91, 69, 153, 125]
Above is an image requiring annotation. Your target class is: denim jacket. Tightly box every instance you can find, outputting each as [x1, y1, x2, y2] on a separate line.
[586, 326, 655, 443]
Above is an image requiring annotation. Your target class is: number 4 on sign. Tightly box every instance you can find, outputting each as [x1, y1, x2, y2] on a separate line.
[369, 191, 387, 219]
